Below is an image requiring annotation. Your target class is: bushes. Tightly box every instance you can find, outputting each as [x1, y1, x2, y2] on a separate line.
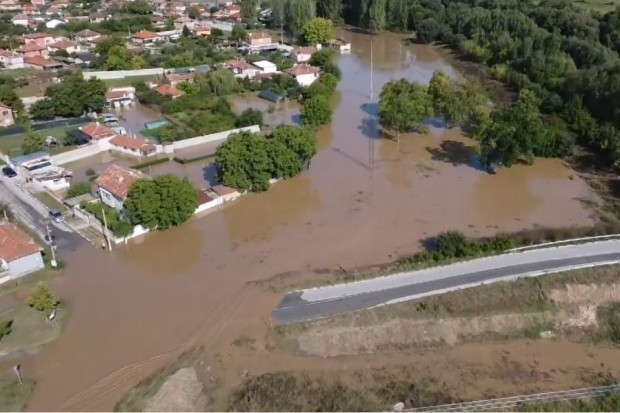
[173, 153, 214, 164]
[0, 318, 12, 341]
[66, 181, 92, 198]
[130, 157, 169, 170]
[80, 201, 134, 237]
[28, 282, 59, 316]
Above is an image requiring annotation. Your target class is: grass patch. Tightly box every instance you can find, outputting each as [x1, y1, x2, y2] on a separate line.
[0, 305, 68, 357]
[31, 191, 66, 212]
[0, 269, 61, 300]
[103, 75, 158, 88]
[115, 347, 203, 412]
[0, 379, 35, 412]
[0, 126, 81, 157]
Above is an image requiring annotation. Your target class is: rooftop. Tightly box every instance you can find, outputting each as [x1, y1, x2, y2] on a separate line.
[253, 60, 276, 70]
[0, 223, 42, 263]
[76, 29, 101, 37]
[154, 84, 184, 98]
[95, 164, 146, 200]
[80, 122, 116, 140]
[105, 90, 131, 100]
[10, 151, 49, 166]
[24, 56, 63, 68]
[109, 135, 156, 152]
[285, 64, 321, 76]
[211, 184, 238, 197]
[18, 43, 47, 52]
[197, 189, 215, 205]
[132, 30, 160, 40]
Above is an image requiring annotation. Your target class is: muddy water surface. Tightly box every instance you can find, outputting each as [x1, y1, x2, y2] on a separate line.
[22, 30, 597, 411]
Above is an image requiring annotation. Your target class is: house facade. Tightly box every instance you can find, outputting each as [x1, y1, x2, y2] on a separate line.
[0, 223, 44, 280]
[0, 50, 24, 69]
[0, 103, 14, 127]
[131, 30, 160, 44]
[285, 64, 321, 87]
[109, 135, 157, 157]
[291, 46, 317, 63]
[105, 88, 135, 108]
[247, 32, 272, 46]
[94, 164, 146, 212]
[328, 38, 351, 53]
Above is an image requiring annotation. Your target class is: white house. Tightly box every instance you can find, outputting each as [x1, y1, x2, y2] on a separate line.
[30, 166, 72, 191]
[94, 164, 149, 212]
[46, 19, 66, 29]
[109, 135, 157, 157]
[105, 87, 135, 108]
[285, 64, 321, 87]
[252, 60, 277, 74]
[0, 50, 24, 69]
[11, 14, 29, 26]
[291, 46, 318, 63]
[328, 38, 351, 53]
[0, 223, 44, 281]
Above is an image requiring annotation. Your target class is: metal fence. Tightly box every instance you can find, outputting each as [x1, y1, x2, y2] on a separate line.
[404, 383, 620, 412]
[0, 117, 90, 138]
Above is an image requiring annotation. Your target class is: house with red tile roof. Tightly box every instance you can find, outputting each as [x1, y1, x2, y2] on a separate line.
[48, 39, 79, 54]
[291, 46, 318, 63]
[247, 32, 272, 46]
[109, 135, 157, 157]
[23, 56, 63, 70]
[0, 223, 44, 279]
[94, 164, 149, 211]
[78, 122, 116, 142]
[285, 64, 321, 87]
[131, 30, 160, 44]
[154, 84, 184, 99]
[0, 50, 24, 69]
[17, 43, 48, 58]
[225, 59, 258, 79]
[75, 29, 101, 43]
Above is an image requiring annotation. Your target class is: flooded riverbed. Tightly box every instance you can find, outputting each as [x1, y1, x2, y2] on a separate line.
[22, 30, 597, 411]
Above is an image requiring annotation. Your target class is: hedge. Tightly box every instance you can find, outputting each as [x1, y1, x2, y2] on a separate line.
[130, 157, 169, 170]
[173, 153, 215, 165]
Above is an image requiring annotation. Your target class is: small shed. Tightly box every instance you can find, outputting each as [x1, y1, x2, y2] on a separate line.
[258, 90, 283, 103]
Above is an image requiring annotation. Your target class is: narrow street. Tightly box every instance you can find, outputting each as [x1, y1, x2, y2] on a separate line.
[0, 176, 82, 252]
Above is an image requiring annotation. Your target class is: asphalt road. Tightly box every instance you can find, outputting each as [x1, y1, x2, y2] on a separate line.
[273, 240, 620, 324]
[0, 176, 82, 253]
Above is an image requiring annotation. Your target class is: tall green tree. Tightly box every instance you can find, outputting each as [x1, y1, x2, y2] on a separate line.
[241, 0, 259, 24]
[428, 70, 465, 127]
[21, 132, 45, 154]
[368, 0, 386, 32]
[317, 0, 342, 22]
[286, 0, 316, 36]
[0, 84, 24, 114]
[125, 175, 198, 230]
[303, 17, 334, 45]
[28, 282, 59, 316]
[301, 95, 333, 126]
[379, 79, 432, 136]
[106, 45, 133, 70]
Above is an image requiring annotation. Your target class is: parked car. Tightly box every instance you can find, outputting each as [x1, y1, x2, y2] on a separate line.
[49, 210, 65, 223]
[1, 167, 16, 178]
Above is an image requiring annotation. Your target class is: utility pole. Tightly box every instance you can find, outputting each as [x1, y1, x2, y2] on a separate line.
[368, 38, 375, 169]
[370, 38, 373, 100]
[45, 222, 57, 268]
[101, 208, 112, 251]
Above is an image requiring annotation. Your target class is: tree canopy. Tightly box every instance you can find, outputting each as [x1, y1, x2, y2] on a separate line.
[302, 18, 334, 45]
[124, 175, 198, 230]
[216, 126, 317, 192]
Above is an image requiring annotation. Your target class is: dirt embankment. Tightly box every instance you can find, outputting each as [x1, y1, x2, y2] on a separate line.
[271, 266, 620, 358]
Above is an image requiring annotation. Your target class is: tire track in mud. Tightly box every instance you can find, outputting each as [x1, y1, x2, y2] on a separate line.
[57, 284, 257, 411]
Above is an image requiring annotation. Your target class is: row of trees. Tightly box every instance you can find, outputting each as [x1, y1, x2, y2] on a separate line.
[216, 125, 318, 191]
[29, 72, 107, 120]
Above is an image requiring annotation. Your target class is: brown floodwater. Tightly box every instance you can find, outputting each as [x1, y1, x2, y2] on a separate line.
[20, 30, 598, 411]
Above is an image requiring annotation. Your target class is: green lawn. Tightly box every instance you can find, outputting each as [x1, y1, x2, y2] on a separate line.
[32, 191, 67, 212]
[0, 305, 68, 358]
[0, 126, 82, 157]
[0, 379, 35, 412]
[103, 75, 158, 88]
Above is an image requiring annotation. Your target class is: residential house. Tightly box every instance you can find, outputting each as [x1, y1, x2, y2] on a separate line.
[74, 52, 97, 67]
[252, 60, 277, 74]
[49, 39, 79, 54]
[45, 4, 64, 15]
[154, 84, 184, 99]
[75, 29, 101, 43]
[30, 166, 73, 191]
[0, 223, 44, 280]
[22, 33, 56, 47]
[46, 19, 67, 29]
[131, 30, 160, 45]
[291, 46, 318, 63]
[109, 135, 157, 157]
[247, 32, 272, 47]
[328, 38, 351, 53]
[17, 43, 49, 58]
[89, 12, 108, 23]
[9, 151, 52, 173]
[211, 184, 241, 202]
[94, 164, 147, 211]
[212, 4, 240, 20]
[0, 0, 21, 11]
[0, 103, 14, 127]
[78, 122, 116, 144]
[22, 4, 40, 15]
[225, 59, 258, 79]
[0, 50, 24, 69]
[105, 88, 135, 108]
[285, 64, 320, 87]
[193, 23, 211, 37]
[11, 14, 29, 26]
[165, 72, 195, 86]
[23, 56, 63, 70]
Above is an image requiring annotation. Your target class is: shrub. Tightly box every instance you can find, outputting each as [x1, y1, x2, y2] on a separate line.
[28, 282, 59, 316]
[85, 168, 97, 177]
[130, 157, 169, 170]
[80, 201, 134, 237]
[597, 302, 620, 343]
[0, 318, 12, 341]
[66, 181, 92, 198]
[173, 153, 215, 164]
[300, 95, 332, 126]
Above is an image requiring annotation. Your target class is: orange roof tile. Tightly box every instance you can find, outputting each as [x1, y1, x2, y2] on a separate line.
[0, 223, 41, 262]
[285, 64, 320, 76]
[132, 30, 160, 40]
[109, 135, 156, 152]
[80, 122, 116, 140]
[95, 164, 145, 199]
[154, 84, 184, 98]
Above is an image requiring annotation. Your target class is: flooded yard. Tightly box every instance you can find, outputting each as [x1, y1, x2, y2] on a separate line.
[18, 30, 601, 411]
[229, 95, 301, 128]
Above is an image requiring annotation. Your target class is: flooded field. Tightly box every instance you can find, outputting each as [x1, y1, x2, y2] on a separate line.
[18, 30, 601, 411]
[229, 95, 301, 128]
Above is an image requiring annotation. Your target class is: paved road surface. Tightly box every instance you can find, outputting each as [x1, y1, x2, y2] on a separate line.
[273, 240, 620, 324]
[0, 176, 82, 252]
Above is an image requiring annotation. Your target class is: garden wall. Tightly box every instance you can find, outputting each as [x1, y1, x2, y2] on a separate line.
[169, 125, 261, 150]
[82, 68, 165, 80]
[51, 144, 103, 165]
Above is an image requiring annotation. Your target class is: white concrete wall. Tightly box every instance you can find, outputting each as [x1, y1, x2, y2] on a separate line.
[8, 252, 44, 279]
[194, 197, 221, 214]
[113, 224, 150, 244]
[82, 68, 165, 80]
[51, 144, 103, 165]
[170, 125, 260, 150]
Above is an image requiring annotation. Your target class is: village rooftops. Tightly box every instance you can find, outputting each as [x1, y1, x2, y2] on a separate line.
[293, 46, 317, 55]
[109, 135, 156, 152]
[132, 30, 160, 40]
[18, 43, 47, 53]
[154, 84, 184, 98]
[225, 59, 254, 70]
[0, 223, 42, 262]
[248, 32, 270, 41]
[105, 90, 131, 100]
[49, 39, 77, 49]
[21, 32, 52, 40]
[95, 164, 147, 200]
[24, 56, 62, 69]
[76, 29, 101, 38]
[80, 122, 116, 140]
[285, 64, 321, 76]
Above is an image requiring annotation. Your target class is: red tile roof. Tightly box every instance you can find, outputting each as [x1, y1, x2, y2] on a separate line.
[248, 32, 270, 41]
[154, 84, 184, 98]
[76, 29, 100, 38]
[226, 59, 253, 70]
[0, 223, 41, 262]
[18, 43, 47, 52]
[80, 122, 116, 140]
[105, 90, 130, 100]
[293, 46, 317, 55]
[285, 64, 321, 76]
[24, 56, 59, 68]
[109, 135, 156, 152]
[132, 30, 160, 40]
[197, 190, 214, 205]
[95, 164, 145, 199]
[22, 32, 52, 40]
[49, 39, 77, 50]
